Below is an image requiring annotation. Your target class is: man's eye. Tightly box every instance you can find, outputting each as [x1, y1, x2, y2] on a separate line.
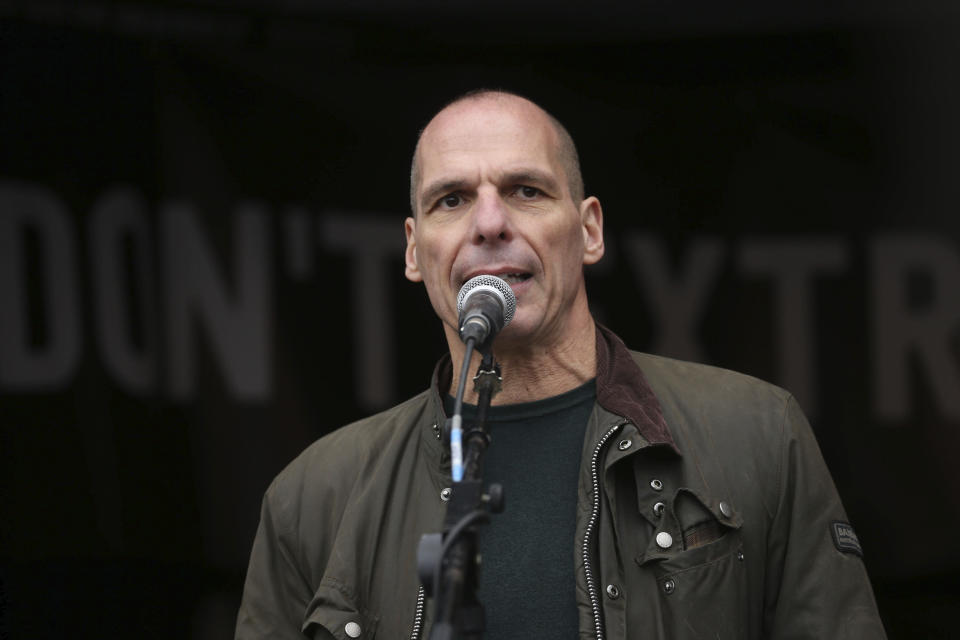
[441, 194, 462, 208]
[517, 186, 540, 199]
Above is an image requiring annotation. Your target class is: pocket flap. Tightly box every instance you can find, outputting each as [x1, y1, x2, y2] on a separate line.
[637, 488, 742, 566]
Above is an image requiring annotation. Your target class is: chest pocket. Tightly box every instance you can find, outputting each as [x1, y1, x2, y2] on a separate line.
[304, 579, 380, 640]
[637, 489, 748, 639]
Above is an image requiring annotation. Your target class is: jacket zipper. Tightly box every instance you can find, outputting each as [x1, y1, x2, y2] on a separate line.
[411, 423, 623, 640]
[581, 422, 624, 640]
[410, 585, 425, 640]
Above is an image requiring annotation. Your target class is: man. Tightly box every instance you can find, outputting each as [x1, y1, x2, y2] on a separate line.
[236, 90, 886, 639]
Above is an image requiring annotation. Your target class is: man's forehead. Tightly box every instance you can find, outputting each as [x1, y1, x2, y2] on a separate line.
[417, 97, 562, 179]
[421, 95, 554, 145]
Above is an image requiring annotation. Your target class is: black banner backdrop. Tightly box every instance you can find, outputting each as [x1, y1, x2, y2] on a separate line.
[1, 2, 958, 637]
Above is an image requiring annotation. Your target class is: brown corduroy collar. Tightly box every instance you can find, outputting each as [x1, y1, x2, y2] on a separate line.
[594, 324, 678, 452]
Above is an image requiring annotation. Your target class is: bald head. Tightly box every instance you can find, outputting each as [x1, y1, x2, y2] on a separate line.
[409, 90, 584, 215]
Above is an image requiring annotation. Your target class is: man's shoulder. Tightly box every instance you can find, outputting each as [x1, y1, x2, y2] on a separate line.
[629, 350, 793, 416]
[265, 388, 435, 503]
[627, 350, 802, 461]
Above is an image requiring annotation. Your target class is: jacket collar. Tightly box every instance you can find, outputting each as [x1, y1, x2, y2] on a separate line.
[425, 322, 679, 454]
[594, 324, 678, 453]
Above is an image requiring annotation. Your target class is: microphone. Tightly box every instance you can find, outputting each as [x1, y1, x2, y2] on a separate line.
[456, 275, 517, 345]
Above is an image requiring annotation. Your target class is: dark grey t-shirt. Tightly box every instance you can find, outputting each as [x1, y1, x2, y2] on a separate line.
[445, 379, 596, 638]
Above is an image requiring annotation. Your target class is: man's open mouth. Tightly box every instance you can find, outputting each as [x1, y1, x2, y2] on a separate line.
[498, 273, 532, 285]
[460, 272, 532, 288]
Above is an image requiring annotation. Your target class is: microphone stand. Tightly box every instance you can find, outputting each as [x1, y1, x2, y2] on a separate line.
[417, 341, 504, 640]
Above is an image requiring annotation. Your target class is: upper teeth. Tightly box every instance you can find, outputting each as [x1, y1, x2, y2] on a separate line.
[500, 273, 526, 284]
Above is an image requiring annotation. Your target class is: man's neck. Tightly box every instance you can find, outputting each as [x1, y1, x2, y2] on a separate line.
[445, 312, 597, 406]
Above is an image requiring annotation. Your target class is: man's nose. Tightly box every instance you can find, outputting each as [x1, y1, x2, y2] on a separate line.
[471, 188, 512, 243]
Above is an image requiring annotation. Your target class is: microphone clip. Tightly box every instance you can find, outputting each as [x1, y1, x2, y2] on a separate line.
[472, 362, 502, 398]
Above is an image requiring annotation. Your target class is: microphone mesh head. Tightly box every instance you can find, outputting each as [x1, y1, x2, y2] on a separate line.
[457, 275, 517, 327]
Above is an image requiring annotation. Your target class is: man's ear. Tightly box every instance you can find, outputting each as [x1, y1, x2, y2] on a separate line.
[404, 217, 423, 282]
[580, 197, 605, 265]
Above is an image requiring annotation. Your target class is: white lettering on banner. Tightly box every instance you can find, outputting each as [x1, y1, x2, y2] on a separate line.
[320, 212, 405, 411]
[623, 234, 724, 363]
[89, 188, 158, 392]
[163, 202, 273, 401]
[739, 237, 847, 416]
[872, 234, 960, 421]
[0, 180, 958, 422]
[0, 182, 81, 389]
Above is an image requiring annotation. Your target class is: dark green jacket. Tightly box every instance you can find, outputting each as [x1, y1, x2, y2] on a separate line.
[236, 326, 886, 639]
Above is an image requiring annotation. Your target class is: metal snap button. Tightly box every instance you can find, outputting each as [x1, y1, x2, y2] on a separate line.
[656, 531, 673, 549]
[663, 578, 675, 594]
[617, 439, 632, 451]
[650, 479, 663, 491]
[605, 584, 621, 599]
[345, 621, 362, 638]
[737, 550, 745, 562]
[440, 487, 452, 501]
[653, 501, 665, 517]
[719, 501, 732, 517]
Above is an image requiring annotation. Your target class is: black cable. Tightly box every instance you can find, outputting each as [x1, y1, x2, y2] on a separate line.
[450, 337, 476, 483]
[452, 337, 476, 425]
[432, 508, 491, 619]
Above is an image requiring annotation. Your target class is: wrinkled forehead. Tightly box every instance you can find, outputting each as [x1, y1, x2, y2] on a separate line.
[416, 98, 564, 184]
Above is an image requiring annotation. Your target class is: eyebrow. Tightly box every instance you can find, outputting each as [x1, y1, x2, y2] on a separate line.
[501, 170, 560, 195]
[419, 169, 561, 212]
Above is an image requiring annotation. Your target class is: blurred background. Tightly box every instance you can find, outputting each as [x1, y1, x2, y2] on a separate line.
[1, 0, 958, 637]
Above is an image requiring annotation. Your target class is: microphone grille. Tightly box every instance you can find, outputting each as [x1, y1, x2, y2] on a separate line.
[457, 275, 517, 326]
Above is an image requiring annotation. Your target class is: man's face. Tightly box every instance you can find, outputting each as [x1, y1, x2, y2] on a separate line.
[404, 96, 603, 348]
